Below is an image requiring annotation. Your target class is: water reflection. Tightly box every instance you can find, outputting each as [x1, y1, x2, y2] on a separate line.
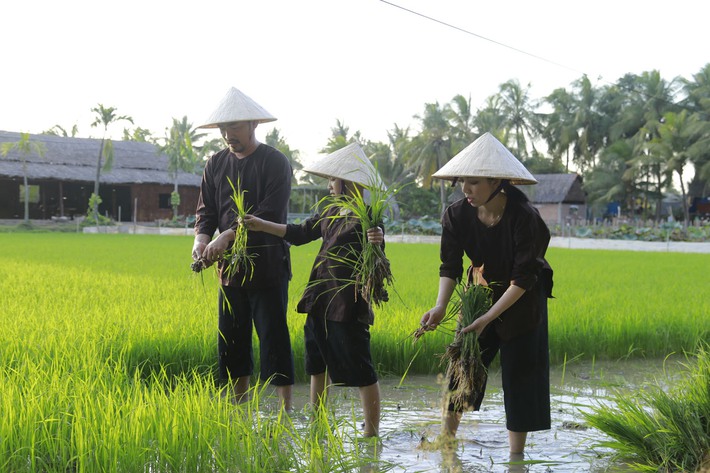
[284, 358, 685, 472]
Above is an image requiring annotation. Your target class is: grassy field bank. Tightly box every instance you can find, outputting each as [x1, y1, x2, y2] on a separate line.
[1, 233, 707, 471]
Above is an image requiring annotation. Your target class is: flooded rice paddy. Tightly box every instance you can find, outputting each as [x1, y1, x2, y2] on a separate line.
[279, 357, 685, 472]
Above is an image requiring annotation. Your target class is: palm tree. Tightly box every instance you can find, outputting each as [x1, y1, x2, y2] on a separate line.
[90, 104, 133, 223]
[473, 95, 508, 142]
[265, 128, 302, 184]
[542, 87, 578, 171]
[409, 102, 452, 214]
[585, 139, 635, 217]
[649, 110, 710, 227]
[384, 124, 416, 186]
[159, 116, 206, 219]
[496, 79, 541, 159]
[569, 75, 608, 174]
[682, 63, 710, 198]
[614, 71, 679, 219]
[445, 94, 477, 153]
[320, 119, 362, 155]
[0, 133, 47, 223]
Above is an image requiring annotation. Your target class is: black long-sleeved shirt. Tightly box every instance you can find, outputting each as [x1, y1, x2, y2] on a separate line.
[195, 144, 292, 289]
[284, 207, 378, 325]
[440, 196, 553, 340]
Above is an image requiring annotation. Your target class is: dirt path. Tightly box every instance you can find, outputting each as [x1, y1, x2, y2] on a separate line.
[386, 234, 710, 253]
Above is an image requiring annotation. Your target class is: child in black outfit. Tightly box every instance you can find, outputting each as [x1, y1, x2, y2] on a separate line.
[243, 143, 386, 437]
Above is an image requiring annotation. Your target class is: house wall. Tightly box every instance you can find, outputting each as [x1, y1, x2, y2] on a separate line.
[129, 184, 200, 222]
[535, 203, 587, 226]
[0, 177, 200, 222]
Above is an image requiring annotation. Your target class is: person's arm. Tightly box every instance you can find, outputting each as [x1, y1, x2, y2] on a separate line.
[461, 284, 526, 336]
[242, 214, 286, 238]
[420, 276, 457, 330]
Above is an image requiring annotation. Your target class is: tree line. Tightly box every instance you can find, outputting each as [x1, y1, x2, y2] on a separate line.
[41, 63, 710, 228]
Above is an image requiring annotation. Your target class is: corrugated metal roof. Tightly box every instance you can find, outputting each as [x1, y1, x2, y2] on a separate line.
[0, 130, 201, 186]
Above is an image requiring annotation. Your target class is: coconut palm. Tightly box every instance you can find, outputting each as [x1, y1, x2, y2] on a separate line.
[496, 79, 541, 159]
[0, 132, 47, 223]
[362, 124, 414, 187]
[473, 95, 507, 143]
[584, 139, 635, 216]
[614, 71, 680, 219]
[265, 128, 302, 184]
[409, 102, 452, 215]
[648, 110, 710, 227]
[159, 116, 205, 219]
[320, 119, 362, 154]
[542, 87, 578, 171]
[446, 94, 477, 154]
[682, 63, 710, 198]
[305, 120, 364, 187]
[90, 104, 133, 223]
[568, 75, 609, 174]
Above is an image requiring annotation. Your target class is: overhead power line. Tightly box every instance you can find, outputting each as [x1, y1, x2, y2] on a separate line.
[379, 0, 588, 78]
[379, 0, 694, 111]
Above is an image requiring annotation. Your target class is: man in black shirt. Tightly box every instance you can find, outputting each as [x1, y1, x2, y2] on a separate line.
[192, 87, 294, 410]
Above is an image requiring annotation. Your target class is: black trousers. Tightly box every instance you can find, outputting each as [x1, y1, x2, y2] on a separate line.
[217, 278, 295, 386]
[450, 284, 551, 432]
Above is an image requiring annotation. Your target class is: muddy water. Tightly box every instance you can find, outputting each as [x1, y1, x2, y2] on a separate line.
[285, 357, 686, 472]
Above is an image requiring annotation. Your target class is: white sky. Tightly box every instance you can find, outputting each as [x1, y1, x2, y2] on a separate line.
[2, 0, 708, 167]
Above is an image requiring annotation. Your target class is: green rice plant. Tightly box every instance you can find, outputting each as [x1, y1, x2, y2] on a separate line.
[582, 344, 710, 472]
[222, 176, 256, 283]
[317, 179, 397, 307]
[1, 233, 710, 471]
[546, 248, 709, 364]
[1, 234, 708, 380]
[442, 280, 493, 410]
[284, 400, 395, 472]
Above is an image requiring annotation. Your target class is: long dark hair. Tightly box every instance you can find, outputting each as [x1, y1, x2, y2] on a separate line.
[502, 180, 529, 203]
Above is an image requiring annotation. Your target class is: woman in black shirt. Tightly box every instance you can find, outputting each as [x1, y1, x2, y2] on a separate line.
[420, 133, 553, 454]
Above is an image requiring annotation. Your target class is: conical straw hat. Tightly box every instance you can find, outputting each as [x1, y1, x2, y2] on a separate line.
[303, 142, 384, 189]
[197, 87, 277, 129]
[432, 132, 537, 185]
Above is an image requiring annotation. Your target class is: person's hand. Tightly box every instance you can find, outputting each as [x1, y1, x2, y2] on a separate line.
[419, 304, 446, 332]
[192, 240, 207, 261]
[366, 226, 384, 245]
[461, 312, 494, 337]
[204, 229, 234, 262]
[242, 214, 265, 232]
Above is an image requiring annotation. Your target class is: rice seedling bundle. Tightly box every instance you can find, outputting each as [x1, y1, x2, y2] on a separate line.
[443, 281, 492, 410]
[223, 176, 255, 282]
[192, 176, 255, 284]
[318, 182, 396, 307]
